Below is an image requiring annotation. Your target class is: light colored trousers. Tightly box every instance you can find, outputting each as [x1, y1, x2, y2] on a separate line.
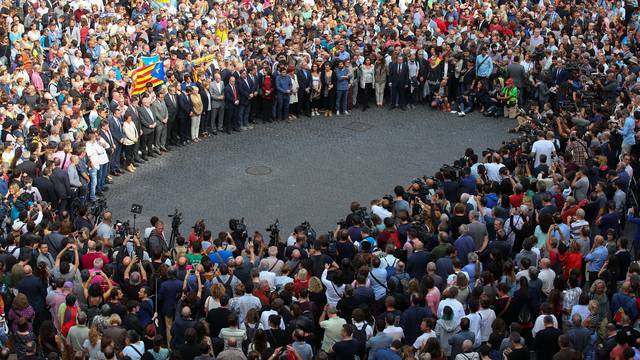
[191, 115, 201, 139]
[375, 83, 385, 105]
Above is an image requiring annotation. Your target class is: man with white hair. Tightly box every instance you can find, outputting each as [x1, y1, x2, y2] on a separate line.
[258, 262, 277, 291]
[538, 258, 556, 296]
[259, 246, 284, 275]
[454, 340, 480, 360]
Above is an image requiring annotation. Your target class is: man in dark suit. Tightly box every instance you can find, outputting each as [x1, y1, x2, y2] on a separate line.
[125, 96, 145, 165]
[199, 80, 212, 136]
[107, 108, 124, 175]
[297, 63, 312, 117]
[51, 158, 72, 211]
[237, 69, 253, 131]
[137, 95, 158, 160]
[177, 87, 193, 144]
[15, 150, 37, 178]
[224, 76, 240, 133]
[33, 167, 59, 207]
[164, 85, 179, 146]
[388, 56, 410, 109]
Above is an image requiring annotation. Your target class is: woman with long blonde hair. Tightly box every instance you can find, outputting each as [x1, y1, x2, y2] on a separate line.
[83, 327, 102, 360]
[204, 283, 226, 311]
[293, 268, 309, 297]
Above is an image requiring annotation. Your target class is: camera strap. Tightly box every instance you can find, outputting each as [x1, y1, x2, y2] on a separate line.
[369, 271, 387, 290]
[268, 259, 281, 272]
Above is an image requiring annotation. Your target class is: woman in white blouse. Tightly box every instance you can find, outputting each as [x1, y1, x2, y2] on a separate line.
[122, 113, 139, 173]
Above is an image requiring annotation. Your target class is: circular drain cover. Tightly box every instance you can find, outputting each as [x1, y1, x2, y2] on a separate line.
[245, 165, 272, 176]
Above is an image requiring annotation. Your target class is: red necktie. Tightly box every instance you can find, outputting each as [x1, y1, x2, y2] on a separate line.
[232, 85, 237, 100]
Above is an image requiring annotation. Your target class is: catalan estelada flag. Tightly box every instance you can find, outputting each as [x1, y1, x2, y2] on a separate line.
[130, 62, 165, 95]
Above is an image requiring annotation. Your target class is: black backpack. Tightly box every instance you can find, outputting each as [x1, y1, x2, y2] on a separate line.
[352, 322, 368, 357]
[217, 275, 234, 298]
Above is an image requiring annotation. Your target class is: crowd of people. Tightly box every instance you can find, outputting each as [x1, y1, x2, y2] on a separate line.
[3, 0, 640, 359]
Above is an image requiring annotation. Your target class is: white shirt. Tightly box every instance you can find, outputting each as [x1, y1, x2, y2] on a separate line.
[531, 139, 556, 167]
[413, 330, 437, 349]
[464, 312, 482, 348]
[259, 309, 286, 330]
[478, 308, 496, 342]
[437, 298, 466, 324]
[85, 140, 109, 167]
[484, 162, 505, 182]
[372, 205, 392, 220]
[383, 326, 404, 342]
[321, 269, 345, 307]
[259, 270, 277, 291]
[539, 268, 556, 296]
[531, 314, 558, 337]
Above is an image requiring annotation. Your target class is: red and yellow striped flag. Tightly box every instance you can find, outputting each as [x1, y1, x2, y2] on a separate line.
[130, 62, 164, 95]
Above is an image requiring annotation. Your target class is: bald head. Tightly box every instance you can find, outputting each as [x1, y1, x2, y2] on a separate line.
[23, 265, 33, 275]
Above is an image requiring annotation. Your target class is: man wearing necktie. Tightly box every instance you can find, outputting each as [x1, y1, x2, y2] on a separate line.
[224, 76, 241, 133]
[237, 69, 253, 131]
[164, 85, 179, 147]
[297, 61, 312, 117]
[107, 107, 124, 176]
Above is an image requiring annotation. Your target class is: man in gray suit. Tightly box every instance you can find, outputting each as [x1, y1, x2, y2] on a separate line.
[137, 95, 158, 160]
[152, 88, 169, 152]
[164, 84, 179, 147]
[507, 56, 526, 105]
[210, 72, 225, 134]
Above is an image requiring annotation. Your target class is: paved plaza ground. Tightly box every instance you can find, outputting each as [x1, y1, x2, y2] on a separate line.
[106, 108, 514, 237]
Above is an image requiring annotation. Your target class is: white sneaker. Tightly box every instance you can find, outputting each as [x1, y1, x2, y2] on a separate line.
[336, 111, 341, 116]
[247, 125, 254, 129]
[345, 111, 350, 115]
[458, 111, 466, 117]
[450, 110, 457, 114]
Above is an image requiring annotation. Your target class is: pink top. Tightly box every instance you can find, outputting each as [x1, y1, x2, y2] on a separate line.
[426, 287, 441, 316]
[53, 150, 72, 170]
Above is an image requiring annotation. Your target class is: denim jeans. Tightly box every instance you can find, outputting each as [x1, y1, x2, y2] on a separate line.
[98, 163, 109, 192]
[336, 89, 348, 113]
[89, 167, 98, 201]
[276, 94, 290, 120]
[238, 104, 250, 127]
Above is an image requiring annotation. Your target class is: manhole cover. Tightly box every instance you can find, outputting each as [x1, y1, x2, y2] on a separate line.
[342, 121, 372, 132]
[245, 166, 272, 176]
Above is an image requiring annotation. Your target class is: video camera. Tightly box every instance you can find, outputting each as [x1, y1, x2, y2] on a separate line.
[169, 209, 183, 231]
[230, 218, 248, 244]
[266, 219, 280, 245]
[300, 221, 316, 243]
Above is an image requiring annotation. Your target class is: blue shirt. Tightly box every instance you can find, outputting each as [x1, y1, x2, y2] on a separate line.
[371, 348, 402, 360]
[209, 250, 233, 266]
[369, 267, 388, 301]
[275, 74, 292, 94]
[475, 54, 493, 78]
[621, 116, 636, 145]
[335, 68, 351, 91]
[584, 245, 608, 272]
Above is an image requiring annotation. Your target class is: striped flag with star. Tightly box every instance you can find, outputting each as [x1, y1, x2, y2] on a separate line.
[130, 62, 165, 95]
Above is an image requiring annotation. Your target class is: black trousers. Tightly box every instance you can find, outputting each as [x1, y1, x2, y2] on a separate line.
[359, 83, 373, 109]
[224, 104, 239, 131]
[123, 144, 135, 166]
[178, 116, 190, 141]
[390, 83, 406, 108]
[166, 114, 177, 145]
[201, 110, 211, 134]
[298, 89, 311, 116]
[140, 132, 154, 156]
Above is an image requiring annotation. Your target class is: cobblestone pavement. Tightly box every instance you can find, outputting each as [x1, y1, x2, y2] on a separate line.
[106, 108, 514, 236]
